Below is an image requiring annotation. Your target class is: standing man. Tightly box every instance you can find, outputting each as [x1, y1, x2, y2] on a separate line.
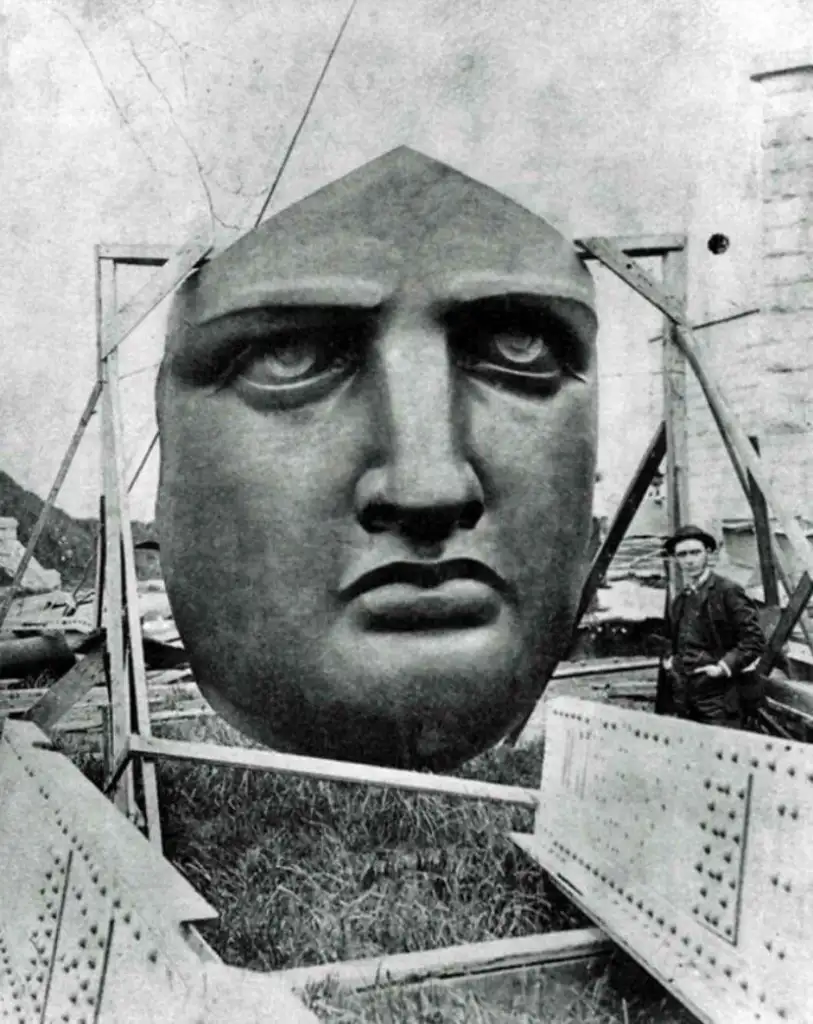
[658, 524, 766, 728]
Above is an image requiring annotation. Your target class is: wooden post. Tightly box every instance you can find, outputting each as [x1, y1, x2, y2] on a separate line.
[662, 248, 689, 533]
[662, 247, 689, 600]
[748, 435, 780, 607]
[109, 365, 163, 847]
[99, 254, 135, 820]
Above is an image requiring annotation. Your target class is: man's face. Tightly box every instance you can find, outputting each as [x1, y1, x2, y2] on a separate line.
[674, 539, 710, 582]
[156, 148, 598, 769]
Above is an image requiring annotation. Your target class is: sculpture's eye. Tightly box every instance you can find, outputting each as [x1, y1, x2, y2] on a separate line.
[218, 313, 372, 406]
[446, 297, 586, 395]
[490, 333, 557, 372]
[236, 331, 338, 387]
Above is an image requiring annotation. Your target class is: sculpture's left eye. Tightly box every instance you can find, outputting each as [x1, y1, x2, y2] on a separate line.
[446, 297, 582, 396]
[489, 333, 559, 373]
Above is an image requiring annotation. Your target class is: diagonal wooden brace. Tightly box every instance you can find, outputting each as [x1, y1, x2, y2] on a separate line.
[758, 572, 813, 675]
[575, 421, 666, 626]
[22, 633, 107, 733]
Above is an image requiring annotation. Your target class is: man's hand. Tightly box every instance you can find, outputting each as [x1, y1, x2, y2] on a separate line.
[692, 663, 727, 679]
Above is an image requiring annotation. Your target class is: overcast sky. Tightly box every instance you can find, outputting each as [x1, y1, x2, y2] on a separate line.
[2, 0, 812, 520]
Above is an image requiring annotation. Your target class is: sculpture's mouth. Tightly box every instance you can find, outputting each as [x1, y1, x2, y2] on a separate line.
[339, 559, 507, 631]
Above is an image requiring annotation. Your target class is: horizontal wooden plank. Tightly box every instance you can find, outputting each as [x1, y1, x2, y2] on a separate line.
[576, 233, 685, 258]
[55, 706, 215, 734]
[96, 244, 180, 265]
[128, 735, 540, 808]
[553, 656, 659, 680]
[279, 927, 611, 992]
[1, 680, 201, 713]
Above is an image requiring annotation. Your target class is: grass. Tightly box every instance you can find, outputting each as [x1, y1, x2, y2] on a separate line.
[60, 716, 694, 1023]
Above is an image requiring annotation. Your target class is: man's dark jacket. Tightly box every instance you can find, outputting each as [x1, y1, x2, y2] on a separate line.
[657, 572, 766, 720]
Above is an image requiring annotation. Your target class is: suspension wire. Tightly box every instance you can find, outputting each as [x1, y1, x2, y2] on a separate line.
[253, 0, 360, 228]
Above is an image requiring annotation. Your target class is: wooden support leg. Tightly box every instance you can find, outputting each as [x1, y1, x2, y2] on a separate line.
[758, 572, 813, 675]
[99, 258, 135, 821]
[109, 361, 163, 848]
[574, 422, 667, 625]
[662, 249, 689, 531]
[770, 543, 813, 660]
[749, 436, 780, 607]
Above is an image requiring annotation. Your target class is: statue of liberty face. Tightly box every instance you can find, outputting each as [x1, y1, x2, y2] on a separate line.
[156, 146, 598, 770]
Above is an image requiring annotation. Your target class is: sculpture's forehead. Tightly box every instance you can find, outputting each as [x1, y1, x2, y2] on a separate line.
[182, 147, 594, 321]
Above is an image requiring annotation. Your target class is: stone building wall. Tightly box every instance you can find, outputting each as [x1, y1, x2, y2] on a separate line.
[680, 55, 812, 535]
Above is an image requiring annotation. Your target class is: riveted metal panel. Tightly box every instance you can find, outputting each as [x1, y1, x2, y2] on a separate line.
[514, 696, 813, 1024]
[0, 721, 319, 1024]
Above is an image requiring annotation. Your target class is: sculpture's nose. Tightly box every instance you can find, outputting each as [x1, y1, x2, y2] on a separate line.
[355, 315, 485, 544]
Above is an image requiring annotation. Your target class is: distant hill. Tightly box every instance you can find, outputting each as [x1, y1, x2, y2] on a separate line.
[0, 469, 160, 584]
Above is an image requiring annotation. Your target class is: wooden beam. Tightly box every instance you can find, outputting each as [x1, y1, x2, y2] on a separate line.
[125, 734, 540, 809]
[99, 257, 135, 821]
[662, 248, 689, 537]
[576, 234, 686, 258]
[109, 358, 163, 847]
[553, 656, 660, 680]
[97, 244, 180, 265]
[22, 639, 106, 732]
[278, 928, 611, 993]
[101, 232, 211, 357]
[575, 422, 666, 625]
[749, 436, 780, 607]
[0, 380, 102, 630]
[580, 236, 813, 581]
[771, 541, 813, 658]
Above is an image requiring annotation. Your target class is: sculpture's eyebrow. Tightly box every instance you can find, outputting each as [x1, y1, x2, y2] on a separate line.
[192, 277, 391, 327]
[427, 272, 596, 312]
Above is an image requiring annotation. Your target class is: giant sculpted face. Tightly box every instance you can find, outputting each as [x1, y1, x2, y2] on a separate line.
[156, 147, 598, 770]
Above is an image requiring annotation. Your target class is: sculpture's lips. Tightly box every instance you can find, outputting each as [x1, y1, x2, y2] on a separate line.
[339, 559, 507, 630]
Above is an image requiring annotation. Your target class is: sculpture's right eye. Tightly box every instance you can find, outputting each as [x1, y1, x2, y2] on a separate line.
[232, 328, 354, 389]
[221, 314, 371, 407]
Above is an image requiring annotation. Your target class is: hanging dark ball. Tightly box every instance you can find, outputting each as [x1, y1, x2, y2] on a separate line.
[707, 233, 730, 255]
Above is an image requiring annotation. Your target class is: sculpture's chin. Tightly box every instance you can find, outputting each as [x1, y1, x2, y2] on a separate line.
[187, 636, 551, 772]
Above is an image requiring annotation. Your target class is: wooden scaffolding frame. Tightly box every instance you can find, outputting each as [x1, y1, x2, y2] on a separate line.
[2, 227, 813, 848]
